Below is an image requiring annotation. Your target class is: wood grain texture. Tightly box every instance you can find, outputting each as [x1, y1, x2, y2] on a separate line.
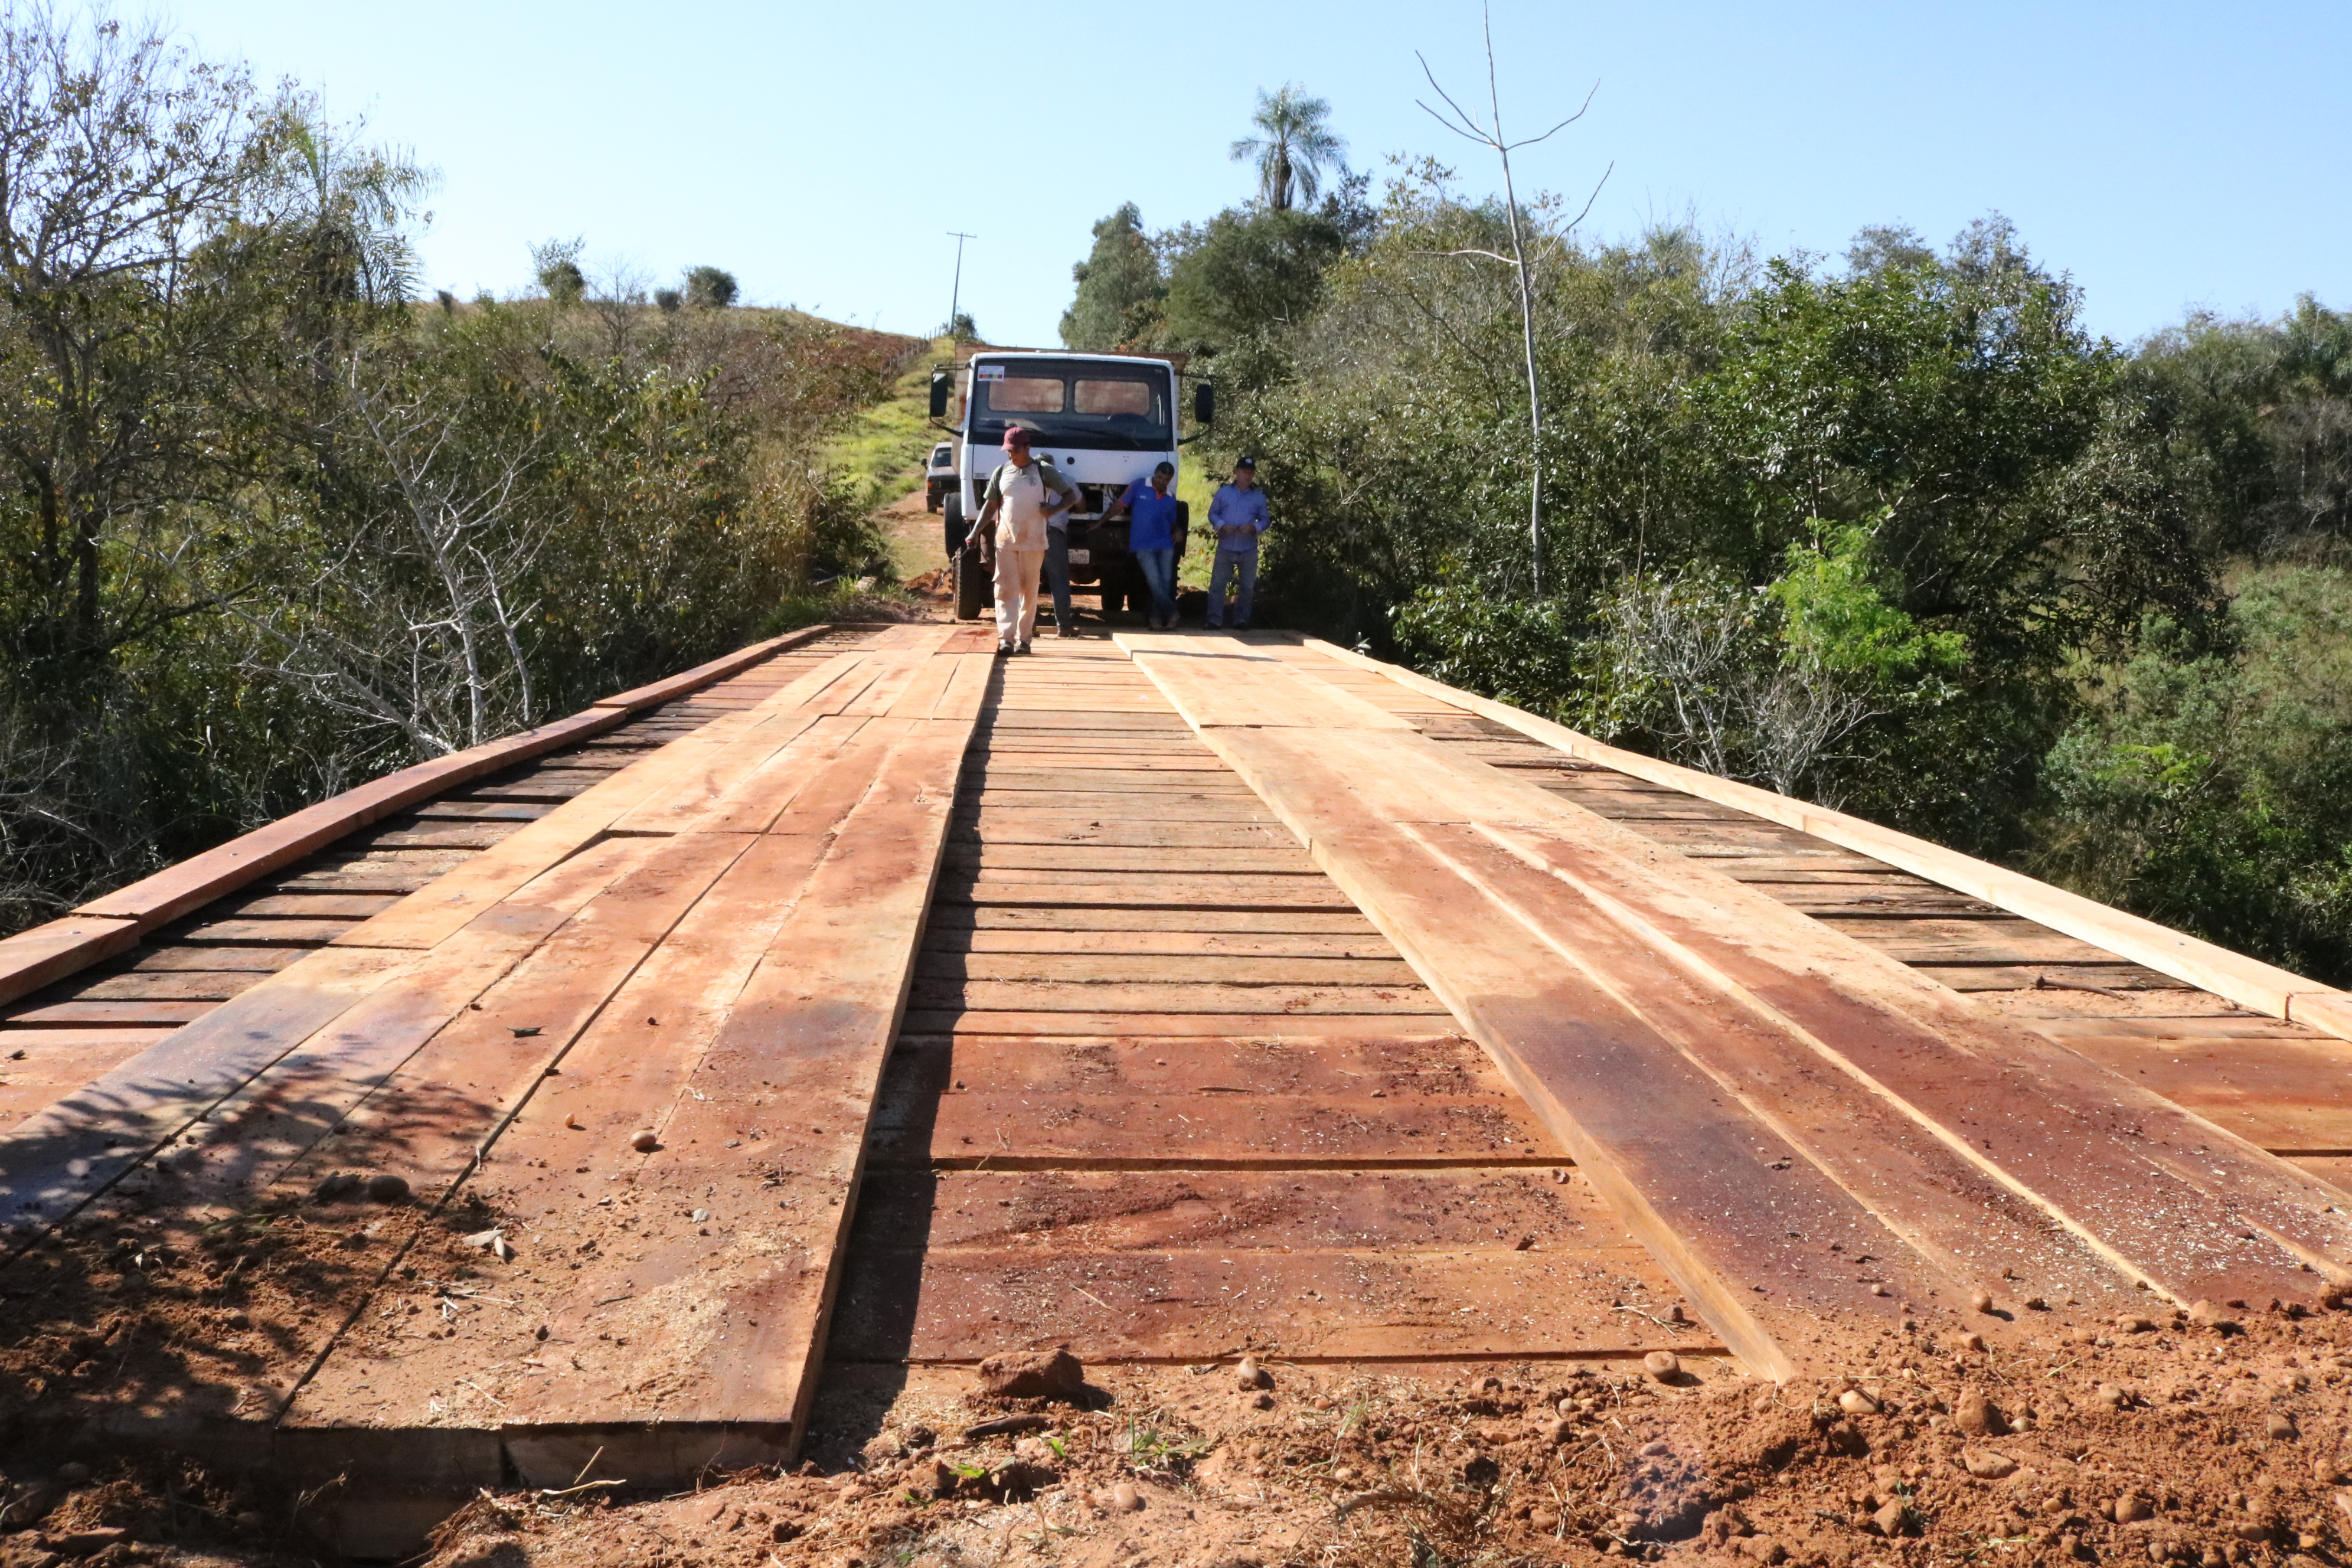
[1296, 634, 2352, 1037]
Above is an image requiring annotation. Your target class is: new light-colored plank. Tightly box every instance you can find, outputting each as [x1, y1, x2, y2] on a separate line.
[0, 916, 142, 1009]
[1129, 637, 2352, 1374]
[1298, 635, 2352, 1038]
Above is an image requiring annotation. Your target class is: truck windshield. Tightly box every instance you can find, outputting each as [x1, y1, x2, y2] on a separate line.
[969, 360, 1173, 451]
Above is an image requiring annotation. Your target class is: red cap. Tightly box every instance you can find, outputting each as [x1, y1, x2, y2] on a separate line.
[1001, 427, 1033, 449]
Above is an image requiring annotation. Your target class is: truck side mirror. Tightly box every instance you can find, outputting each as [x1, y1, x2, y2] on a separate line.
[929, 371, 951, 419]
[1193, 381, 1215, 426]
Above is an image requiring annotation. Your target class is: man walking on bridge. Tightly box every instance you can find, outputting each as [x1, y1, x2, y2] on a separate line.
[1205, 456, 1269, 631]
[967, 426, 1077, 654]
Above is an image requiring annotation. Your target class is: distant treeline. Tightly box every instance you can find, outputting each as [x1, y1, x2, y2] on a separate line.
[1064, 154, 2352, 982]
[0, 14, 909, 937]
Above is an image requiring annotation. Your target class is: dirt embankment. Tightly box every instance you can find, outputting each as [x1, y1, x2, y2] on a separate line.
[409, 1303, 2352, 1568]
[9, 1299, 2336, 1567]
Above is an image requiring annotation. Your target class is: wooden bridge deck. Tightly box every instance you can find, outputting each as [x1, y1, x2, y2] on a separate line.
[2, 620, 2348, 1540]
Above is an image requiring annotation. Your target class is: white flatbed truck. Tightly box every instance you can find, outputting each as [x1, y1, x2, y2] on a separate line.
[930, 349, 1212, 621]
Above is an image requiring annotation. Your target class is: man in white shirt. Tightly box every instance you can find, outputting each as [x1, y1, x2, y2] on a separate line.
[966, 426, 1077, 654]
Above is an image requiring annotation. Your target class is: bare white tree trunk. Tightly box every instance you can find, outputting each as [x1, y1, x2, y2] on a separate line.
[236, 354, 546, 756]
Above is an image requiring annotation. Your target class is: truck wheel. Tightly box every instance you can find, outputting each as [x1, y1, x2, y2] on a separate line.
[942, 496, 965, 561]
[926, 488, 942, 513]
[953, 544, 989, 621]
[1099, 582, 1125, 617]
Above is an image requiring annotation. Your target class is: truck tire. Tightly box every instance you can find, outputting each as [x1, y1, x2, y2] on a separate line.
[1099, 581, 1125, 616]
[942, 496, 965, 561]
[953, 544, 989, 621]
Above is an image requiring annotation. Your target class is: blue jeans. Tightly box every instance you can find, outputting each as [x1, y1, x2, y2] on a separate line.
[1207, 548, 1256, 627]
[1043, 529, 1073, 628]
[1135, 547, 1177, 625]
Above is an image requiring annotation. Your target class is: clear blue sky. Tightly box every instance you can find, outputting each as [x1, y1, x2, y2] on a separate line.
[164, 0, 2348, 348]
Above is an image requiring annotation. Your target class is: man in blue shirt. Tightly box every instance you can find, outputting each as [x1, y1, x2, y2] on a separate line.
[1105, 461, 1181, 628]
[1205, 456, 1269, 631]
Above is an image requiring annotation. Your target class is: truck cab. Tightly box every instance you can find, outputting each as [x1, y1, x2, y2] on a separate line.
[932, 349, 1209, 622]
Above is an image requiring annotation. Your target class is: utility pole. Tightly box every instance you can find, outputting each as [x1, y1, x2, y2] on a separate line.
[946, 231, 976, 344]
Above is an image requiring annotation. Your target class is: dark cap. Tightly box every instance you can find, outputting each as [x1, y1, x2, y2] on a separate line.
[1233, 455, 1256, 470]
[1001, 427, 1033, 449]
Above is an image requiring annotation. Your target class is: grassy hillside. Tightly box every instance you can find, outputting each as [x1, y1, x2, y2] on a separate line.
[825, 337, 955, 504]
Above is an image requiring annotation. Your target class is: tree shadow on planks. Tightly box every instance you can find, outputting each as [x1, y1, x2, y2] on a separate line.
[0, 1061, 511, 1439]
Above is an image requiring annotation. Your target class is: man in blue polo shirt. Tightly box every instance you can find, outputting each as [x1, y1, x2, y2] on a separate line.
[1105, 461, 1181, 628]
[1206, 456, 1269, 631]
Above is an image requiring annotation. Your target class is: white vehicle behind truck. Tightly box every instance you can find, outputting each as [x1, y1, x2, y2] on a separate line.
[930, 348, 1212, 622]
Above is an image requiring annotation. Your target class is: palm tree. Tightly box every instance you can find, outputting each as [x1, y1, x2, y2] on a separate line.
[1229, 84, 1345, 211]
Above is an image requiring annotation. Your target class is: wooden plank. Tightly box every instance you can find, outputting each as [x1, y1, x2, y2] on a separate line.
[0, 916, 141, 1009]
[1299, 635, 2352, 1038]
[112, 945, 309, 974]
[906, 1010, 1494, 1038]
[0, 944, 418, 1248]
[687, 714, 906, 835]
[2050, 1033, 2352, 1153]
[914, 950, 1422, 985]
[934, 928, 1404, 959]
[1917, 963, 2194, 994]
[853, 1170, 1609, 1248]
[935, 874, 1357, 909]
[1259, 714, 2352, 1315]
[176, 918, 355, 946]
[926, 906, 1379, 935]
[409, 799, 552, 823]
[1129, 641, 2352, 1370]
[950, 817, 1294, 848]
[940, 844, 1317, 874]
[587, 624, 829, 713]
[64, 969, 270, 1002]
[910, 979, 1451, 1015]
[291, 697, 978, 1481]
[832, 1243, 1697, 1364]
[871, 1036, 1559, 1167]
[1113, 632, 1420, 731]
[610, 710, 855, 835]
[227, 893, 405, 919]
[1817, 915, 2121, 965]
[71, 709, 624, 932]
[4, 999, 215, 1026]
[167, 835, 747, 1219]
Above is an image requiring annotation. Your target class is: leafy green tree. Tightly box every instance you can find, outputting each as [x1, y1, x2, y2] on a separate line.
[1229, 84, 1345, 211]
[1163, 206, 1350, 353]
[685, 264, 738, 308]
[2129, 295, 2352, 561]
[2033, 566, 2352, 981]
[533, 237, 586, 303]
[1060, 202, 1165, 350]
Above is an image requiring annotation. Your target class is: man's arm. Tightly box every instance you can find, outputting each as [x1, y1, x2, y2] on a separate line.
[1041, 467, 1078, 521]
[966, 468, 1003, 556]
